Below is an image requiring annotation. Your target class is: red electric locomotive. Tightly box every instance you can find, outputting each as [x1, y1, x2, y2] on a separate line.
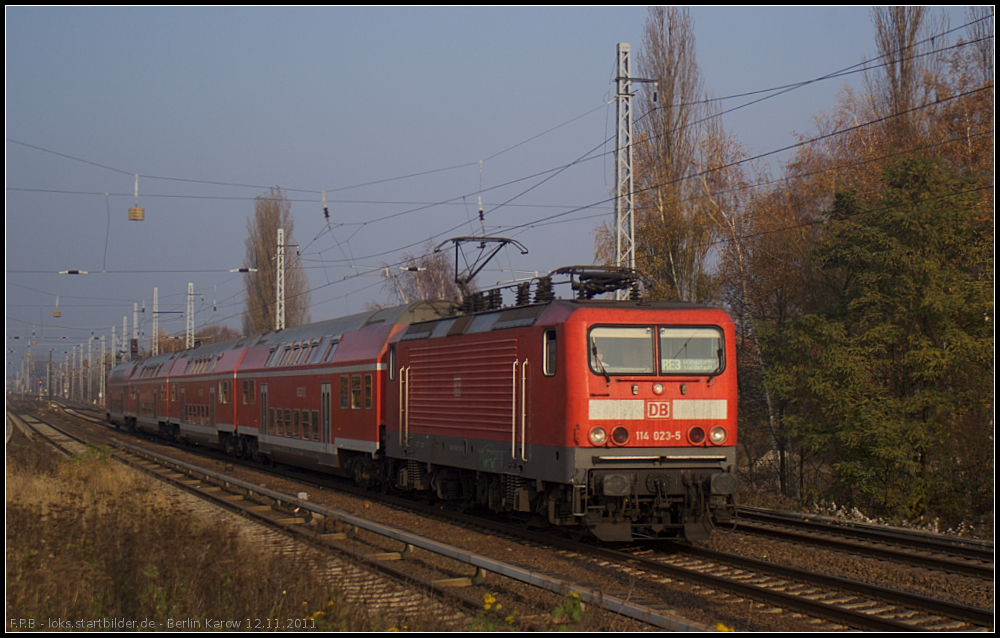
[106, 268, 738, 541]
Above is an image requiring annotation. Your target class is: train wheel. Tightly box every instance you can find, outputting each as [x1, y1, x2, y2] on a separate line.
[247, 438, 261, 463]
[351, 456, 378, 490]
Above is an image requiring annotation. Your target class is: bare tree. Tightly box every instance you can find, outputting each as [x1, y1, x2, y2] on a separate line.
[865, 7, 947, 147]
[150, 323, 241, 353]
[241, 187, 311, 335]
[150, 328, 185, 354]
[630, 7, 721, 302]
[194, 324, 242, 345]
[376, 240, 463, 307]
[966, 6, 994, 87]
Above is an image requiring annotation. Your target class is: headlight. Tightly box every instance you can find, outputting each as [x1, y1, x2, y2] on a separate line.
[652, 383, 664, 395]
[612, 426, 630, 445]
[589, 427, 607, 445]
[602, 473, 631, 496]
[711, 472, 738, 495]
[688, 426, 705, 444]
[710, 427, 727, 444]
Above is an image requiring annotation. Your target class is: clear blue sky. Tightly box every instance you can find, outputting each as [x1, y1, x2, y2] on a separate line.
[5, 7, 975, 380]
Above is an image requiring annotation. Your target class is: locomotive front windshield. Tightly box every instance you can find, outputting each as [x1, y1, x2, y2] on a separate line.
[659, 327, 724, 374]
[589, 326, 655, 374]
[588, 325, 724, 376]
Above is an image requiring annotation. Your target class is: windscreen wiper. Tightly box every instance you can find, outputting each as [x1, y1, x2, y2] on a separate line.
[591, 338, 610, 384]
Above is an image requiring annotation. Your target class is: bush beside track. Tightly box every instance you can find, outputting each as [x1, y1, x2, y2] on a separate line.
[5, 430, 434, 631]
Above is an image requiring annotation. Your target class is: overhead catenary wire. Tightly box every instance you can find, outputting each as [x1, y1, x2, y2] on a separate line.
[8, 84, 990, 296]
[6, 16, 991, 356]
[8, 18, 990, 209]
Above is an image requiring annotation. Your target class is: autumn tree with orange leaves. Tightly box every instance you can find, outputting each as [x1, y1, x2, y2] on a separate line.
[733, 7, 993, 525]
[608, 8, 993, 527]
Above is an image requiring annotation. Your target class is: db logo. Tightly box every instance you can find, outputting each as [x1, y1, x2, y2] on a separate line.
[646, 401, 671, 419]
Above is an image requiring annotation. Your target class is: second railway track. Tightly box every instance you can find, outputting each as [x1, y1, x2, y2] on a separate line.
[734, 506, 994, 579]
[16, 398, 995, 632]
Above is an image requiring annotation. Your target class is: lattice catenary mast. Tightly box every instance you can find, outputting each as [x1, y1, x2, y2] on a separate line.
[614, 42, 656, 300]
[615, 42, 635, 302]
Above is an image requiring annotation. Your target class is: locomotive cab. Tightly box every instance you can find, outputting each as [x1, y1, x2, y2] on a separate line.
[384, 293, 738, 543]
[557, 306, 739, 542]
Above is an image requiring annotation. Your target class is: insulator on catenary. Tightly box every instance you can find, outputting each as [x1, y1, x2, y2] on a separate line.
[534, 277, 554, 304]
[516, 282, 531, 306]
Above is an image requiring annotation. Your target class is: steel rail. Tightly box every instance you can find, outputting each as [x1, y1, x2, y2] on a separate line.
[108, 437, 714, 632]
[735, 512, 993, 579]
[681, 545, 994, 628]
[737, 506, 993, 559]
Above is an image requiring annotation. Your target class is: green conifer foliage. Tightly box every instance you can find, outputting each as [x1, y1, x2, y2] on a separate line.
[767, 157, 992, 522]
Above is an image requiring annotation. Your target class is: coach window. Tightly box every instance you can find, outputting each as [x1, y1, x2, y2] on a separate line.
[324, 339, 340, 363]
[364, 374, 373, 409]
[307, 338, 325, 364]
[278, 346, 292, 366]
[389, 345, 396, 381]
[296, 343, 311, 365]
[268, 407, 276, 436]
[340, 375, 349, 409]
[293, 410, 301, 438]
[543, 329, 557, 376]
[311, 410, 320, 441]
[351, 374, 362, 409]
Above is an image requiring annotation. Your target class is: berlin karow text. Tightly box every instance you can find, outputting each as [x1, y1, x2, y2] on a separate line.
[10, 617, 317, 630]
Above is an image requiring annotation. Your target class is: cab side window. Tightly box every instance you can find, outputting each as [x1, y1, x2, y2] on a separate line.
[543, 329, 557, 376]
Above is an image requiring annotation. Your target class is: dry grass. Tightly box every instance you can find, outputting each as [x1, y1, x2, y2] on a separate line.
[5, 443, 435, 631]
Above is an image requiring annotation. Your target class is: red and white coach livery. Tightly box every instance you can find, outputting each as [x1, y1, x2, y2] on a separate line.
[108, 269, 738, 541]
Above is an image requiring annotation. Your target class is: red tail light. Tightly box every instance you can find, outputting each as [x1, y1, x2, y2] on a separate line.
[612, 426, 630, 445]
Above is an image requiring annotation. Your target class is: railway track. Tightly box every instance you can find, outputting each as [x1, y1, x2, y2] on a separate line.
[633, 544, 992, 631]
[9, 401, 715, 631]
[735, 506, 994, 579]
[20, 399, 994, 631]
[8, 405, 478, 629]
[226, 459, 994, 632]
[415, 513, 995, 632]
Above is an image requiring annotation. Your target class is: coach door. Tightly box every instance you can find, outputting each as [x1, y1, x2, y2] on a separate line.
[396, 346, 410, 448]
[259, 384, 268, 437]
[320, 382, 334, 463]
[512, 335, 531, 462]
[321, 383, 331, 445]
